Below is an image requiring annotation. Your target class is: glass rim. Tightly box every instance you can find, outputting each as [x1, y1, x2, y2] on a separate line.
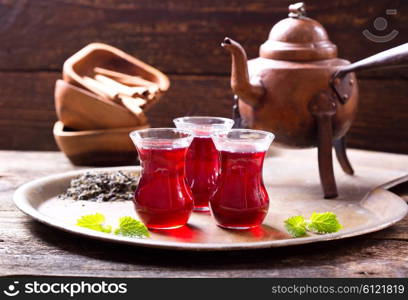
[173, 116, 234, 126]
[213, 128, 275, 141]
[212, 129, 274, 152]
[129, 127, 194, 143]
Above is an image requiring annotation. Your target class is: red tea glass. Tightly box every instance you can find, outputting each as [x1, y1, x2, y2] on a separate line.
[173, 116, 234, 211]
[210, 129, 274, 229]
[130, 128, 194, 229]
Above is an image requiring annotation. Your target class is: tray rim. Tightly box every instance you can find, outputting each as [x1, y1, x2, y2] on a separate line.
[13, 167, 408, 251]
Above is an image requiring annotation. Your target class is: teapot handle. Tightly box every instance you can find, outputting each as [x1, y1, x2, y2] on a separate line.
[331, 43, 408, 103]
[333, 43, 408, 77]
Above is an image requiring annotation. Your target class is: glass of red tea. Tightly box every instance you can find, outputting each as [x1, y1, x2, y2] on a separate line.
[173, 116, 234, 212]
[210, 129, 274, 229]
[130, 128, 194, 229]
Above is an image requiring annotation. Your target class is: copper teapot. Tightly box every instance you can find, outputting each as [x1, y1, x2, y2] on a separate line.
[222, 2, 408, 198]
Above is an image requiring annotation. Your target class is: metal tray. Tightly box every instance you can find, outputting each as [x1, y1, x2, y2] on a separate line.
[13, 157, 408, 251]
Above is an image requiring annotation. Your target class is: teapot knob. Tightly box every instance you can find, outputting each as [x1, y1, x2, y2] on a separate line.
[288, 2, 306, 18]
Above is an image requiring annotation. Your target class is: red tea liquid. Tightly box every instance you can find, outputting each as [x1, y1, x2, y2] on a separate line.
[185, 136, 220, 211]
[210, 150, 269, 229]
[134, 147, 193, 229]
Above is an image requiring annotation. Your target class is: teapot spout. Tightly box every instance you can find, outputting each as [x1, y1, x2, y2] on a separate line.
[222, 37, 265, 107]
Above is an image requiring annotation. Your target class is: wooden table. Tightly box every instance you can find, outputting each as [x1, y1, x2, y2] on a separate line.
[1, 149, 407, 277]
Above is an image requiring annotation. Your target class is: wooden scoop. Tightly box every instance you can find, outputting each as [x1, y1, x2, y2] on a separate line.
[54, 80, 145, 130]
[62, 43, 170, 106]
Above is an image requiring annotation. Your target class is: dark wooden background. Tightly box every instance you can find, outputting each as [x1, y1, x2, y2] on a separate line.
[0, 0, 407, 153]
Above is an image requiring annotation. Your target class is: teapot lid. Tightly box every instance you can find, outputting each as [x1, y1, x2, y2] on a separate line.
[260, 2, 337, 61]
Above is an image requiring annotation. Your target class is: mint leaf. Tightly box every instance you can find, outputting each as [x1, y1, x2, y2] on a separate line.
[284, 215, 307, 237]
[114, 216, 150, 238]
[76, 213, 112, 233]
[307, 212, 342, 234]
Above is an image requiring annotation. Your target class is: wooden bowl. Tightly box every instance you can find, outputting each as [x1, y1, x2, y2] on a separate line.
[53, 121, 147, 166]
[62, 42, 170, 97]
[55, 80, 146, 130]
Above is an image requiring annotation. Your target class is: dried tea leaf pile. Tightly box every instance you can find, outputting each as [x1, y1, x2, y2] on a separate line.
[59, 171, 139, 202]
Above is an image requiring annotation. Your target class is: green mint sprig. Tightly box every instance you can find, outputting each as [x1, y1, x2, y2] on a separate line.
[76, 213, 112, 233]
[76, 213, 149, 238]
[284, 216, 307, 237]
[284, 212, 342, 238]
[307, 212, 343, 234]
[114, 216, 150, 238]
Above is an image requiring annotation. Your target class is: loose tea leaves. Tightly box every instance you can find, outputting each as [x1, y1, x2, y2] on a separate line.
[59, 171, 139, 202]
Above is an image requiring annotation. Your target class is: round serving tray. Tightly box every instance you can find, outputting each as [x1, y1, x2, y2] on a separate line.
[13, 160, 408, 251]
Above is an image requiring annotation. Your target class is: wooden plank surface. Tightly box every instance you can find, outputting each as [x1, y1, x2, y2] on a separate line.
[0, 0, 407, 77]
[0, 149, 407, 277]
[0, 0, 407, 153]
[0, 72, 407, 153]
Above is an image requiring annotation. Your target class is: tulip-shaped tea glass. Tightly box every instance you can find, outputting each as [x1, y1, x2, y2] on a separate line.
[173, 116, 234, 211]
[130, 128, 194, 229]
[210, 129, 274, 229]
